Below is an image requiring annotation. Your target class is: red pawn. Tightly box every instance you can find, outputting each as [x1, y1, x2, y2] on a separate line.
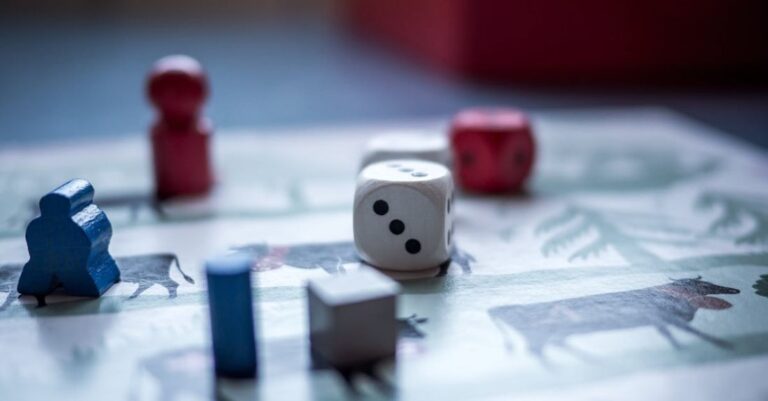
[450, 107, 536, 193]
[148, 55, 214, 200]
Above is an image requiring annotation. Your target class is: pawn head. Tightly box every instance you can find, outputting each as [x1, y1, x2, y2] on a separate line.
[147, 55, 208, 120]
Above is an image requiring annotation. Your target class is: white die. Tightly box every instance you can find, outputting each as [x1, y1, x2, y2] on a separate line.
[354, 159, 454, 272]
[359, 132, 450, 171]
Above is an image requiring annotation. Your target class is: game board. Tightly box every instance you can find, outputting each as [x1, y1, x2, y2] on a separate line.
[0, 107, 767, 400]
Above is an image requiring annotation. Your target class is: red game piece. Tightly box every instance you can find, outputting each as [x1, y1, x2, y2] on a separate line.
[450, 107, 535, 193]
[147, 55, 214, 200]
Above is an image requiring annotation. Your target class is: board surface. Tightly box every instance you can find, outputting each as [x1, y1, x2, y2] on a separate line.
[1, 108, 767, 400]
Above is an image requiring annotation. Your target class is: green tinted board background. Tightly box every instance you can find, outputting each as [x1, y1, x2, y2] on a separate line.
[0, 108, 766, 400]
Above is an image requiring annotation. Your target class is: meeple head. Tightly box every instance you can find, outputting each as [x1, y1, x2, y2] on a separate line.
[147, 55, 208, 120]
[40, 179, 95, 217]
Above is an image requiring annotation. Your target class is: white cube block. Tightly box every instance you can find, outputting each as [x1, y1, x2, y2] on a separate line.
[307, 268, 400, 367]
[359, 132, 450, 170]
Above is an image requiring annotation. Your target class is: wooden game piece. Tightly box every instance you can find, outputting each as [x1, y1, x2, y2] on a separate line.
[205, 253, 258, 378]
[17, 179, 121, 298]
[147, 55, 214, 200]
[450, 107, 536, 193]
[307, 267, 399, 368]
[359, 131, 450, 170]
[353, 160, 454, 273]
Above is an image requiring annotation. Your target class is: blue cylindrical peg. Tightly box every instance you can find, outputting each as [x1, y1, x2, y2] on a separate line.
[206, 253, 258, 378]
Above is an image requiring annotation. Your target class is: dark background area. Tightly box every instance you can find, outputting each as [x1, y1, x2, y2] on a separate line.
[0, 1, 766, 147]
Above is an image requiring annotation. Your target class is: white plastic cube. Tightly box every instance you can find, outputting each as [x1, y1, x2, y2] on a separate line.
[307, 268, 400, 367]
[359, 132, 450, 171]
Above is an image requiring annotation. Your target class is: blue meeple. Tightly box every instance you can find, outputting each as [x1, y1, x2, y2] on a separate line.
[17, 179, 121, 297]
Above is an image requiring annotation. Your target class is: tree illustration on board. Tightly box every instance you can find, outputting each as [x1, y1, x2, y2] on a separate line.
[754, 274, 768, 299]
[536, 205, 695, 268]
[536, 148, 718, 194]
[697, 191, 768, 246]
[697, 191, 768, 301]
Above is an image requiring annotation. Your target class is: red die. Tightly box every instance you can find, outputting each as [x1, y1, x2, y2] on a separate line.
[147, 55, 214, 200]
[450, 108, 535, 193]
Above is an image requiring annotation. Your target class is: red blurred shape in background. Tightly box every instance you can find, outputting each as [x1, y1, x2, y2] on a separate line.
[149, 55, 214, 201]
[343, 0, 768, 83]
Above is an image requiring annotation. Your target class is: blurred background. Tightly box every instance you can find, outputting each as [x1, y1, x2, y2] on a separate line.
[0, 0, 766, 146]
